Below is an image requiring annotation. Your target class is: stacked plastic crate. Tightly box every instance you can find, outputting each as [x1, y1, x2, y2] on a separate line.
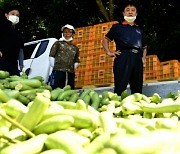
[73, 21, 118, 88]
[73, 21, 180, 88]
[73, 25, 94, 88]
[143, 55, 161, 82]
[158, 60, 180, 81]
[144, 55, 180, 82]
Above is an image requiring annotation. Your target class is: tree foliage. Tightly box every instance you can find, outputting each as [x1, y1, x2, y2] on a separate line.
[0, 0, 179, 61]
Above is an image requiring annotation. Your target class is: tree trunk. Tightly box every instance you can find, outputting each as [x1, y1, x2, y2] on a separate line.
[95, 0, 110, 21]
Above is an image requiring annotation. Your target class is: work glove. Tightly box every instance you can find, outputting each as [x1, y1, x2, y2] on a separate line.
[49, 56, 55, 67]
[74, 62, 79, 69]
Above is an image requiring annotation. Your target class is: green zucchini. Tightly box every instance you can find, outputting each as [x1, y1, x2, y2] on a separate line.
[90, 92, 101, 110]
[69, 93, 79, 102]
[15, 83, 34, 91]
[3, 89, 20, 99]
[82, 94, 91, 105]
[26, 93, 36, 101]
[33, 115, 74, 135]
[50, 88, 64, 101]
[19, 91, 50, 131]
[17, 94, 31, 105]
[9, 79, 42, 89]
[1, 134, 48, 154]
[47, 109, 98, 129]
[99, 111, 117, 133]
[75, 99, 87, 111]
[1, 99, 28, 118]
[63, 85, 71, 91]
[57, 90, 77, 101]
[45, 130, 87, 153]
[0, 89, 10, 102]
[40, 149, 66, 154]
[79, 89, 91, 99]
[0, 70, 9, 79]
[54, 101, 76, 109]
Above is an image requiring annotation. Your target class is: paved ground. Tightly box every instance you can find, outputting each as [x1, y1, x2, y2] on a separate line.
[79, 80, 180, 98]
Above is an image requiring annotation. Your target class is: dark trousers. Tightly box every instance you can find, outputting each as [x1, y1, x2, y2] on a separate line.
[50, 70, 75, 90]
[113, 52, 143, 96]
[0, 59, 20, 76]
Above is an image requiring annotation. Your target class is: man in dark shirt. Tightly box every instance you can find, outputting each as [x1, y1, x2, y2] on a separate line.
[102, 2, 147, 96]
[0, 6, 24, 75]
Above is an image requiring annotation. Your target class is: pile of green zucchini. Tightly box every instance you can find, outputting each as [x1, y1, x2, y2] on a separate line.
[0, 70, 180, 154]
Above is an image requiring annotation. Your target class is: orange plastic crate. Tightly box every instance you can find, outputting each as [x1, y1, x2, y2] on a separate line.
[91, 39, 116, 53]
[158, 60, 180, 80]
[143, 70, 159, 81]
[92, 21, 119, 39]
[143, 55, 160, 81]
[74, 21, 118, 42]
[90, 67, 114, 87]
[73, 26, 94, 42]
[75, 69, 91, 88]
[144, 55, 160, 71]
[74, 38, 116, 55]
[78, 55, 92, 69]
[74, 41, 94, 55]
[88, 52, 114, 69]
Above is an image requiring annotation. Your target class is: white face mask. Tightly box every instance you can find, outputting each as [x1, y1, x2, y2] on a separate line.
[124, 16, 136, 23]
[59, 33, 73, 42]
[8, 15, 19, 25]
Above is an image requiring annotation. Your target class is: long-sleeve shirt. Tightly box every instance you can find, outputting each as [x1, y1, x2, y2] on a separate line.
[0, 17, 23, 66]
[49, 41, 80, 73]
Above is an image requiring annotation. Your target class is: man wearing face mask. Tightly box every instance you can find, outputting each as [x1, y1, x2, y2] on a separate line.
[102, 2, 147, 96]
[49, 24, 80, 89]
[0, 5, 24, 75]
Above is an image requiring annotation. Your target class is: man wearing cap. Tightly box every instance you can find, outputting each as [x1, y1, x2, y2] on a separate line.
[49, 24, 80, 89]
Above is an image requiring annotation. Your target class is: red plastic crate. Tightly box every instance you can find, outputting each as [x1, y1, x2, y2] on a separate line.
[158, 60, 180, 80]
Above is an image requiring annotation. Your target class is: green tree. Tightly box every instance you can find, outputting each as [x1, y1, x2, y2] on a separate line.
[0, 0, 179, 61]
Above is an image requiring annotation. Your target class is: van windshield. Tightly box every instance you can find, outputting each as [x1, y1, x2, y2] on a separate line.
[34, 40, 49, 58]
[23, 40, 49, 59]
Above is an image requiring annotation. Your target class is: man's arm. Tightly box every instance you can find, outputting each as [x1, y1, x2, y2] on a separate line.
[102, 37, 113, 56]
[142, 46, 147, 63]
[102, 37, 121, 57]
[49, 41, 59, 68]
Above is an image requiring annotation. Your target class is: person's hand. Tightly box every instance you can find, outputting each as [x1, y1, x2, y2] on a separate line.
[106, 50, 121, 57]
[0, 51, 2, 57]
[19, 66, 23, 72]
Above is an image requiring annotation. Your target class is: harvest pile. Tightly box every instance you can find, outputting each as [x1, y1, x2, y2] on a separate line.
[0, 70, 180, 154]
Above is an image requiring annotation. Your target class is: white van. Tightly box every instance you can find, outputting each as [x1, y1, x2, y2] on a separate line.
[22, 38, 57, 83]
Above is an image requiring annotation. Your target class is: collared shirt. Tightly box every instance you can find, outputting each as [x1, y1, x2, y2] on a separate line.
[49, 41, 80, 73]
[105, 21, 147, 56]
